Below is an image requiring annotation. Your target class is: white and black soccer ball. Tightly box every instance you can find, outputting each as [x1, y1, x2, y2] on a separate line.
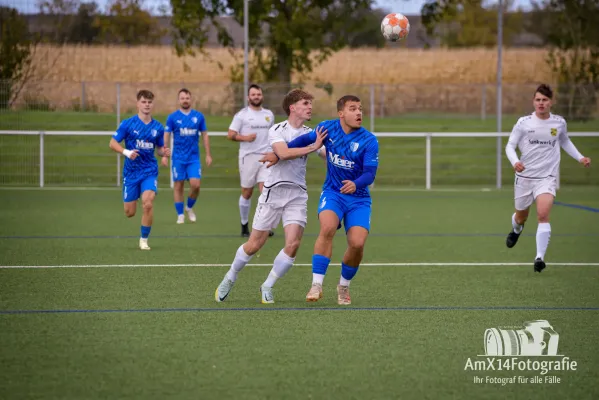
[381, 13, 410, 42]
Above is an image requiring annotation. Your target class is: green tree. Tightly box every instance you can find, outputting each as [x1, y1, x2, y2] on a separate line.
[0, 7, 34, 109]
[421, 0, 523, 48]
[169, 0, 378, 85]
[70, 2, 101, 44]
[97, 0, 164, 45]
[529, 0, 599, 121]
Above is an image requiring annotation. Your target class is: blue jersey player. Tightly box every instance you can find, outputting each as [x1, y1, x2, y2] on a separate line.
[161, 88, 212, 224]
[286, 95, 379, 305]
[109, 90, 171, 250]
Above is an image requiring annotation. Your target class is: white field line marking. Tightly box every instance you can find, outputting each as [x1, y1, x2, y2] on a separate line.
[1, 263, 598, 269]
[0, 187, 504, 193]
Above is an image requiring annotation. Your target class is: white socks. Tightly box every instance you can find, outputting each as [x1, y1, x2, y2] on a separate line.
[239, 196, 251, 225]
[226, 245, 253, 282]
[312, 274, 325, 285]
[536, 223, 551, 260]
[512, 213, 523, 234]
[263, 249, 295, 287]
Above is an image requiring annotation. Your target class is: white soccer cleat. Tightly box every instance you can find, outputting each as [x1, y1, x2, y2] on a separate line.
[306, 283, 323, 302]
[260, 285, 275, 304]
[176, 215, 185, 224]
[186, 207, 196, 223]
[215, 278, 235, 302]
[139, 238, 151, 250]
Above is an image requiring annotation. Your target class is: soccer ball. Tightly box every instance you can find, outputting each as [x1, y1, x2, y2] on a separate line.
[381, 13, 410, 42]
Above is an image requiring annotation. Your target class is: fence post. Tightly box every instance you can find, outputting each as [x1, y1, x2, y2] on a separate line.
[496, 135, 502, 189]
[369, 84, 375, 132]
[481, 84, 487, 121]
[426, 134, 431, 190]
[39, 131, 44, 188]
[170, 135, 174, 189]
[81, 81, 86, 111]
[117, 153, 121, 187]
[116, 82, 121, 127]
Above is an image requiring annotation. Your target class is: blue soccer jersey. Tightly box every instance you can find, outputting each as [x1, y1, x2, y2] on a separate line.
[317, 119, 379, 198]
[113, 115, 165, 184]
[165, 109, 207, 163]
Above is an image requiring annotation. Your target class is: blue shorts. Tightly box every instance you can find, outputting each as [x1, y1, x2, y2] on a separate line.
[123, 176, 157, 203]
[317, 190, 372, 232]
[172, 160, 201, 182]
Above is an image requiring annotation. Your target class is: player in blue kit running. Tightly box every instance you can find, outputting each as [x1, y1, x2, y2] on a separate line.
[109, 90, 171, 250]
[161, 88, 212, 224]
[285, 95, 379, 305]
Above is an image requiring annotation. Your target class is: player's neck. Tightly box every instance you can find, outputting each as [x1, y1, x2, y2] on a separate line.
[339, 120, 358, 134]
[248, 105, 262, 112]
[287, 115, 305, 129]
[535, 111, 550, 120]
[138, 112, 152, 124]
[179, 108, 191, 115]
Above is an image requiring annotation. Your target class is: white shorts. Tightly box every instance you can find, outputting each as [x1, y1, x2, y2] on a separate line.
[239, 153, 270, 188]
[252, 185, 308, 231]
[514, 176, 557, 211]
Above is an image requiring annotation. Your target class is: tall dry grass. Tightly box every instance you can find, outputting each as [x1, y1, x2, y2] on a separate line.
[30, 45, 553, 84]
[17, 45, 557, 114]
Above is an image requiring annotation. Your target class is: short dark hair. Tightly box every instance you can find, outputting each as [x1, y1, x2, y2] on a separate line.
[282, 89, 314, 116]
[137, 90, 154, 101]
[248, 84, 262, 95]
[535, 84, 553, 99]
[337, 95, 361, 111]
[178, 88, 191, 96]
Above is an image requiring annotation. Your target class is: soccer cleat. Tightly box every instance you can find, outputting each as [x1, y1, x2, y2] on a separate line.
[269, 230, 275, 237]
[186, 207, 196, 223]
[506, 230, 522, 248]
[177, 215, 185, 224]
[534, 258, 546, 273]
[215, 278, 235, 302]
[306, 283, 323, 302]
[337, 284, 351, 305]
[260, 285, 275, 304]
[139, 238, 151, 250]
[241, 223, 250, 237]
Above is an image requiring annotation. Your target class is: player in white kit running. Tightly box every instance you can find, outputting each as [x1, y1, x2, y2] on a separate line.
[228, 84, 275, 237]
[505, 84, 591, 272]
[215, 89, 327, 304]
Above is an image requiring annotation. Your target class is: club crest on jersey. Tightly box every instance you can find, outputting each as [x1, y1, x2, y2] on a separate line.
[265, 116, 271, 122]
[350, 142, 360, 152]
[151, 129, 157, 137]
[550, 128, 557, 136]
[192, 117, 198, 124]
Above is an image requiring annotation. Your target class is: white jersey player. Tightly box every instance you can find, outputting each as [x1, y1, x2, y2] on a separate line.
[227, 84, 275, 237]
[505, 84, 591, 272]
[215, 89, 327, 304]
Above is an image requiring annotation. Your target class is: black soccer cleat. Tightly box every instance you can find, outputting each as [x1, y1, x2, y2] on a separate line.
[506, 230, 521, 248]
[534, 258, 546, 273]
[268, 231, 275, 237]
[241, 223, 250, 237]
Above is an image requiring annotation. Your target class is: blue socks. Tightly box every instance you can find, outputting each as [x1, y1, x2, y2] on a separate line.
[311, 255, 330, 285]
[141, 225, 151, 239]
[175, 202, 184, 216]
[187, 197, 197, 209]
[340, 262, 359, 285]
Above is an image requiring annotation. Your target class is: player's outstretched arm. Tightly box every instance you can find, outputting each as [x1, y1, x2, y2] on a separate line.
[272, 128, 327, 161]
[227, 129, 255, 142]
[506, 122, 524, 172]
[109, 138, 138, 160]
[202, 131, 213, 166]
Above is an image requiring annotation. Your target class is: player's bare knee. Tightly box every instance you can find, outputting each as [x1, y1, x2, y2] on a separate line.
[537, 214, 550, 223]
[190, 181, 201, 192]
[142, 199, 153, 212]
[241, 188, 253, 199]
[124, 208, 136, 218]
[347, 236, 366, 251]
[284, 238, 302, 257]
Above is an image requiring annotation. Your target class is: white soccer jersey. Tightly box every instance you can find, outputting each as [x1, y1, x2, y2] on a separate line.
[264, 120, 313, 189]
[229, 107, 275, 158]
[506, 113, 583, 179]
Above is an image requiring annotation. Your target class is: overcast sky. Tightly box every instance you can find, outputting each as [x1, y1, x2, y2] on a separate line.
[2, 0, 535, 15]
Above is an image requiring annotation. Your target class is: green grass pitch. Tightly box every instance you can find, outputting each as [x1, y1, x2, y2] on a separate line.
[1, 187, 598, 399]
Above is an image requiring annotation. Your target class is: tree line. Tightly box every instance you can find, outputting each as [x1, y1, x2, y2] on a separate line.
[1, 0, 598, 119]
